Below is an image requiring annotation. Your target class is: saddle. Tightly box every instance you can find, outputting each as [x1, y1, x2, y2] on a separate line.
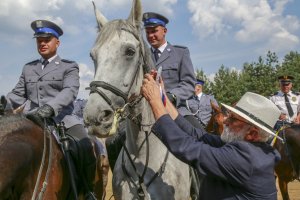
[26, 115, 97, 200]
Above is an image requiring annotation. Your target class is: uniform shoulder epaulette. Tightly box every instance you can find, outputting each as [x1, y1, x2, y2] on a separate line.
[292, 91, 300, 95]
[61, 59, 75, 63]
[25, 59, 39, 65]
[173, 45, 187, 49]
[273, 91, 279, 95]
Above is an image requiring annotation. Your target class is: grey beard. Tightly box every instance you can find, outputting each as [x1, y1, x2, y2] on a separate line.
[221, 126, 249, 143]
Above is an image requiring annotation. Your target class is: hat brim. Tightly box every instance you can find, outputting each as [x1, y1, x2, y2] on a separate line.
[144, 24, 165, 28]
[221, 103, 280, 139]
[33, 33, 56, 38]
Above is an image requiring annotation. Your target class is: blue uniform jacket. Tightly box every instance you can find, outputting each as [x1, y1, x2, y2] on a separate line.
[7, 55, 80, 128]
[152, 114, 280, 200]
[178, 94, 218, 126]
[152, 43, 196, 103]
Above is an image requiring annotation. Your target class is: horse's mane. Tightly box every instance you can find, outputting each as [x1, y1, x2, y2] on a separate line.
[0, 114, 35, 136]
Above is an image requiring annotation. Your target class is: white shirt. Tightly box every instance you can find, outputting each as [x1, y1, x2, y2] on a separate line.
[270, 91, 300, 122]
[151, 42, 168, 58]
[41, 54, 57, 69]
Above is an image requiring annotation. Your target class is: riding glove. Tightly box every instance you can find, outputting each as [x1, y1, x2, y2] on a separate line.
[37, 104, 55, 118]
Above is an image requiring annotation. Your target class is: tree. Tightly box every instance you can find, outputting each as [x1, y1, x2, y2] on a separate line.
[240, 51, 278, 97]
[211, 65, 242, 105]
[276, 51, 300, 91]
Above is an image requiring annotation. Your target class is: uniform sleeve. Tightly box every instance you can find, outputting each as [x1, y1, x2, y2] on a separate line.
[47, 62, 79, 115]
[152, 114, 253, 185]
[6, 68, 27, 109]
[169, 47, 195, 101]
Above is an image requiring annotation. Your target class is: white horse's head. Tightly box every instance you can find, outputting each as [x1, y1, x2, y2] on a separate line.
[84, 0, 153, 137]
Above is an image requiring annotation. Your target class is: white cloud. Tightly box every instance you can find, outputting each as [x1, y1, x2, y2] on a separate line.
[187, 0, 300, 52]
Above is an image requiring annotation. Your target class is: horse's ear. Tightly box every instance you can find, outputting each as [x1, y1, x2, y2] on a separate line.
[92, 1, 108, 30]
[127, 0, 142, 30]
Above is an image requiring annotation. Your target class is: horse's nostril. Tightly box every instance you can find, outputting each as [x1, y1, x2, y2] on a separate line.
[98, 110, 113, 122]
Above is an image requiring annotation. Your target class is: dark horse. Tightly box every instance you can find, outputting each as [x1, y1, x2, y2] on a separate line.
[273, 125, 300, 200]
[0, 113, 105, 200]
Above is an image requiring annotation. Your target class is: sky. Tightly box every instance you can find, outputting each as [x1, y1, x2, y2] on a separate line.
[0, 0, 299, 98]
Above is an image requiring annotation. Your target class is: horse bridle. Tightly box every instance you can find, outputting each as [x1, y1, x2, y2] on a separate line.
[86, 27, 148, 110]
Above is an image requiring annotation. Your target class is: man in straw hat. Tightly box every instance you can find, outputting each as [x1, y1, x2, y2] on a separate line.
[141, 73, 282, 200]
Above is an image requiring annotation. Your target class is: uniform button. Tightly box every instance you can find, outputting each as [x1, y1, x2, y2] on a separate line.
[40, 96, 43, 99]
[39, 87, 42, 90]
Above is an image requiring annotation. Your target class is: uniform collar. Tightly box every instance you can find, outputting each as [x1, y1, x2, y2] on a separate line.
[152, 41, 168, 54]
[278, 91, 292, 96]
[41, 54, 58, 64]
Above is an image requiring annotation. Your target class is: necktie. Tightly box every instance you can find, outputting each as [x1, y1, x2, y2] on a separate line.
[284, 93, 294, 117]
[153, 49, 160, 62]
[42, 60, 49, 69]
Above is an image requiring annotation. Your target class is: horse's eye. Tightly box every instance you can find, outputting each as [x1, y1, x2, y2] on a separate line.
[125, 48, 135, 57]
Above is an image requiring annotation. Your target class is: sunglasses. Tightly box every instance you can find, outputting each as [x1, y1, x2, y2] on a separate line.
[226, 113, 252, 125]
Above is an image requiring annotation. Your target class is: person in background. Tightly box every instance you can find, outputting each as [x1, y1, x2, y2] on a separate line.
[6, 19, 96, 198]
[179, 79, 218, 129]
[142, 12, 196, 106]
[270, 75, 300, 130]
[141, 73, 281, 200]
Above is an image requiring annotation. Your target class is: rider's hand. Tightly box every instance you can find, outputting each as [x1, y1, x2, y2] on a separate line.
[37, 104, 55, 118]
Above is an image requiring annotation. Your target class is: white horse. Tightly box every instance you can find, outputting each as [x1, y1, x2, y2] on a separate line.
[84, 0, 190, 199]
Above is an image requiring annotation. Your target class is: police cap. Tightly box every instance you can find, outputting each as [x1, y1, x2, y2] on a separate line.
[143, 12, 169, 28]
[31, 20, 63, 38]
[278, 75, 294, 84]
[195, 79, 205, 86]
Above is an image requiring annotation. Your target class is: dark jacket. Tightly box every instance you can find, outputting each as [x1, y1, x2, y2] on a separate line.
[152, 114, 281, 200]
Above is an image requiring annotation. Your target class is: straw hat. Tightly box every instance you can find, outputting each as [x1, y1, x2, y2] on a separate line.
[221, 92, 281, 139]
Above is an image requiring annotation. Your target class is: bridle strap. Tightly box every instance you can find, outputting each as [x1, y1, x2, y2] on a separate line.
[86, 81, 128, 105]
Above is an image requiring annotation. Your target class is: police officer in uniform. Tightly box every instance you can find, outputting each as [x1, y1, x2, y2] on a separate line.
[179, 79, 218, 128]
[270, 75, 300, 130]
[6, 20, 96, 198]
[142, 12, 196, 106]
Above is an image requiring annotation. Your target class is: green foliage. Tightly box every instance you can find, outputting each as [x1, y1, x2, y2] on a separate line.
[276, 51, 300, 91]
[197, 51, 300, 105]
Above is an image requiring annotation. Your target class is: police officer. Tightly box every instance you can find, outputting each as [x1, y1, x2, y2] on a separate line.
[178, 79, 218, 200]
[142, 12, 196, 106]
[6, 20, 96, 198]
[270, 75, 300, 130]
[179, 79, 218, 128]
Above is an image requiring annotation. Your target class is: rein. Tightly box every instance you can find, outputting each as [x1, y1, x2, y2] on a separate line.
[121, 130, 169, 199]
[31, 120, 54, 200]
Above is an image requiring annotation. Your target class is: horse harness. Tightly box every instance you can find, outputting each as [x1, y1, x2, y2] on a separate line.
[86, 26, 170, 199]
